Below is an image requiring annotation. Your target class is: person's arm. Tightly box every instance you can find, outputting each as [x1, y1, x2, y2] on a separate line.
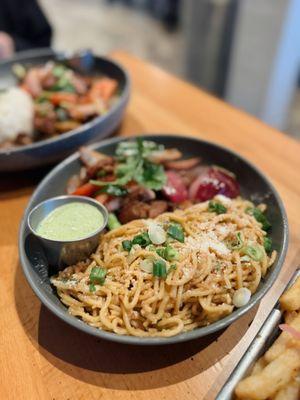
[0, 31, 14, 59]
[13, 0, 52, 52]
[0, 0, 52, 58]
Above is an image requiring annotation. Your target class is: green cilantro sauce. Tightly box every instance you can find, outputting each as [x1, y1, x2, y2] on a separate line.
[36, 202, 104, 241]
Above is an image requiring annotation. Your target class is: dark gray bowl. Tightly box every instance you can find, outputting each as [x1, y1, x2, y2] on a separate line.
[19, 135, 289, 345]
[0, 48, 130, 171]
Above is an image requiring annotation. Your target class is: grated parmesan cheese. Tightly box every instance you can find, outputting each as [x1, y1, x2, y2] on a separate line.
[186, 232, 229, 256]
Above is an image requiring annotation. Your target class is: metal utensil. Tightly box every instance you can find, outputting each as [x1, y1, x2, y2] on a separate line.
[27, 195, 108, 269]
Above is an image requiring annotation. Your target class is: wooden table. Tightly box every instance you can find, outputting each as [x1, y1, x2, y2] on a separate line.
[1, 51, 300, 400]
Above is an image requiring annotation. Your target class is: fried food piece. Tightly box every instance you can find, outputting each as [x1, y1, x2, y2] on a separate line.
[264, 313, 300, 362]
[235, 348, 300, 400]
[280, 276, 300, 311]
[272, 378, 300, 400]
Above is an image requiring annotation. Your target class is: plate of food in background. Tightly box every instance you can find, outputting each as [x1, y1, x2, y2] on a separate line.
[0, 48, 130, 171]
[19, 135, 288, 344]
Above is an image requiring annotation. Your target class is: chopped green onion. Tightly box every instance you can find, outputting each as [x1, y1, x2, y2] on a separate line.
[89, 283, 96, 292]
[132, 232, 151, 248]
[107, 213, 121, 230]
[241, 245, 264, 261]
[146, 244, 156, 252]
[156, 245, 179, 261]
[122, 240, 132, 252]
[89, 266, 106, 285]
[156, 248, 165, 258]
[208, 201, 227, 215]
[240, 255, 251, 262]
[153, 259, 167, 279]
[140, 259, 153, 273]
[263, 237, 272, 253]
[167, 264, 177, 274]
[228, 232, 243, 250]
[50, 80, 75, 92]
[167, 223, 185, 243]
[246, 207, 271, 231]
[148, 222, 166, 245]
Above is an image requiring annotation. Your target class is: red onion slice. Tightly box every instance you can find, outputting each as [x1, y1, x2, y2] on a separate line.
[162, 171, 188, 203]
[279, 324, 300, 340]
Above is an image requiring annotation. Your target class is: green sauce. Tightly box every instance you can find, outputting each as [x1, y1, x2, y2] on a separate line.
[36, 202, 104, 241]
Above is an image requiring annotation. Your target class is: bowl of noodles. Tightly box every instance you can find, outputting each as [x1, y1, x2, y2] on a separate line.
[19, 135, 288, 344]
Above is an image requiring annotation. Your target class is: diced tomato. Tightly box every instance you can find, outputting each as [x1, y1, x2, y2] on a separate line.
[49, 92, 78, 106]
[71, 182, 98, 196]
[89, 78, 118, 102]
[162, 171, 188, 203]
[189, 167, 239, 201]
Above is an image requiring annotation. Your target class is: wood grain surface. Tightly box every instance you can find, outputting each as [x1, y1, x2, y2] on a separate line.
[1, 51, 300, 400]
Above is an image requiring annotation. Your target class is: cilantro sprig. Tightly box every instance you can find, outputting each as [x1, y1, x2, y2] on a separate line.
[90, 139, 167, 191]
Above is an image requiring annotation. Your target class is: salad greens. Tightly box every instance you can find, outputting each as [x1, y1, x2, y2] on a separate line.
[101, 184, 128, 197]
[116, 139, 164, 158]
[50, 64, 75, 93]
[90, 139, 167, 191]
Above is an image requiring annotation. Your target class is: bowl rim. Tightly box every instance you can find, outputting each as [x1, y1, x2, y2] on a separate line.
[18, 134, 289, 345]
[0, 48, 131, 155]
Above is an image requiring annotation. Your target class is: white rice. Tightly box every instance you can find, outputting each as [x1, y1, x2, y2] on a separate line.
[0, 87, 34, 143]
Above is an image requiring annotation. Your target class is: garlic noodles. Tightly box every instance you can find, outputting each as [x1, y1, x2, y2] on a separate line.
[51, 196, 276, 337]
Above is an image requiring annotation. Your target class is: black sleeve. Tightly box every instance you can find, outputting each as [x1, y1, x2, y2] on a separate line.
[12, 31, 51, 52]
[0, 0, 52, 52]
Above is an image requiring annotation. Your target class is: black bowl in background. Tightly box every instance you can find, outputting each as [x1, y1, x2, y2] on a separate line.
[0, 48, 130, 171]
[19, 134, 288, 345]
